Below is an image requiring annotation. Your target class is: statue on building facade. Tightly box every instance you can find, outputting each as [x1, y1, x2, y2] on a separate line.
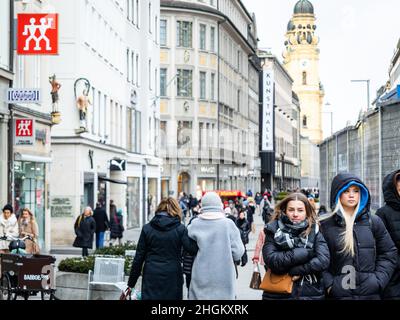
[49, 74, 61, 110]
[74, 78, 91, 131]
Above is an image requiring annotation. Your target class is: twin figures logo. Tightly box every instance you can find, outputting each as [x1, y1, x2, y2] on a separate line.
[17, 14, 59, 55]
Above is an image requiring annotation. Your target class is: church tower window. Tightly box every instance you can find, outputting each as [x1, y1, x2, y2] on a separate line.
[302, 71, 307, 85]
[302, 115, 308, 128]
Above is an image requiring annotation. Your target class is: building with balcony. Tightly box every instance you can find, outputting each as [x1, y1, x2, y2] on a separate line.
[159, 0, 261, 198]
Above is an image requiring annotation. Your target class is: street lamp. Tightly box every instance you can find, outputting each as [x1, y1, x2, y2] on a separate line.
[280, 152, 285, 191]
[151, 72, 180, 106]
[351, 79, 370, 112]
[323, 102, 333, 136]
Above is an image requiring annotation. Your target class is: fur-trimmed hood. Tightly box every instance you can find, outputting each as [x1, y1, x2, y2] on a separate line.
[0, 213, 17, 227]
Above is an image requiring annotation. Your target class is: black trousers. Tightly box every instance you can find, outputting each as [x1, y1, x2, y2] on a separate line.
[82, 247, 89, 257]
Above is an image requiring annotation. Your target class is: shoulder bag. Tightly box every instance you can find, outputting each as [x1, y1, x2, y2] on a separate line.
[259, 268, 293, 294]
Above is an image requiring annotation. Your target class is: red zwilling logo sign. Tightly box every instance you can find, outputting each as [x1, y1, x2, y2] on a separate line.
[15, 119, 35, 145]
[17, 14, 58, 55]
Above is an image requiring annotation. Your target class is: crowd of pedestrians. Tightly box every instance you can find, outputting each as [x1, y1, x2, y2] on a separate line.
[125, 169, 400, 300]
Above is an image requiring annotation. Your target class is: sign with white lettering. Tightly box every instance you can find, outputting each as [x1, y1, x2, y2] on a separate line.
[7, 89, 41, 103]
[200, 166, 216, 174]
[15, 118, 35, 145]
[262, 68, 274, 152]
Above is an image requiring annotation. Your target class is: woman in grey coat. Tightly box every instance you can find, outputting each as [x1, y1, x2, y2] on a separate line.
[187, 192, 245, 300]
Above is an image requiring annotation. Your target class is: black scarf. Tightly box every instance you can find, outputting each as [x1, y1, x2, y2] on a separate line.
[274, 214, 316, 250]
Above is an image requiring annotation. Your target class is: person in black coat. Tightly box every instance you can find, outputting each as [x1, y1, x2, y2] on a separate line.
[110, 209, 124, 246]
[376, 169, 400, 299]
[262, 192, 330, 300]
[246, 202, 256, 232]
[128, 197, 197, 300]
[73, 207, 96, 256]
[182, 205, 200, 293]
[236, 211, 250, 267]
[92, 202, 109, 249]
[320, 173, 398, 300]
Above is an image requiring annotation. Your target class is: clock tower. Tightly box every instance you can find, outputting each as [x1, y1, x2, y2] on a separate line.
[283, 0, 324, 144]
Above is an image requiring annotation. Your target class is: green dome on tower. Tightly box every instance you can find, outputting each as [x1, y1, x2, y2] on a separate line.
[294, 0, 314, 14]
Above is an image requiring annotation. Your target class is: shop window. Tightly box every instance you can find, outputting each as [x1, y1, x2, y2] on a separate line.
[127, 177, 140, 228]
[14, 161, 46, 249]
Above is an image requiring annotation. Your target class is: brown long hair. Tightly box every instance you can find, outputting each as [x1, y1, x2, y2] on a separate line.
[156, 197, 182, 221]
[271, 193, 318, 236]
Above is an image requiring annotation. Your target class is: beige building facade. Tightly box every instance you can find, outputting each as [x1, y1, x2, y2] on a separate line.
[160, 0, 261, 198]
[282, 0, 323, 188]
[283, 0, 324, 145]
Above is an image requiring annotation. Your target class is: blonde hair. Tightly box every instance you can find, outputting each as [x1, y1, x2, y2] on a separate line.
[333, 198, 360, 257]
[156, 197, 182, 221]
[19, 208, 36, 223]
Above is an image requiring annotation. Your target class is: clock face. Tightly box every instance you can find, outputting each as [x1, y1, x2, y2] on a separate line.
[300, 59, 309, 69]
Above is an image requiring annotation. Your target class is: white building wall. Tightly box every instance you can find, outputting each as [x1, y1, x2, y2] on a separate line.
[47, 0, 161, 247]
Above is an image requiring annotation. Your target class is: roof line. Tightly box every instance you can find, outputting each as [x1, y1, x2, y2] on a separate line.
[161, 0, 256, 53]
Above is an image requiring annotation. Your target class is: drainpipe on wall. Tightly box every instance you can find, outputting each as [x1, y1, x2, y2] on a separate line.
[7, 0, 15, 204]
[217, 15, 227, 190]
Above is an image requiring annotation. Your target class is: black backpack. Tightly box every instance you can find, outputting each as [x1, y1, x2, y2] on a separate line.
[262, 203, 273, 223]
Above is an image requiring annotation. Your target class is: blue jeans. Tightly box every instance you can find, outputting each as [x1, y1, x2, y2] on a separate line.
[96, 232, 105, 249]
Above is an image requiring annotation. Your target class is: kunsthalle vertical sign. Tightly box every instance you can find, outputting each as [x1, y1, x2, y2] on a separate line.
[262, 67, 274, 151]
[15, 119, 35, 145]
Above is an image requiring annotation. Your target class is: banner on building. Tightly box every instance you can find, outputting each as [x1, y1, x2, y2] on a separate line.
[15, 118, 35, 145]
[262, 68, 274, 152]
[17, 13, 59, 55]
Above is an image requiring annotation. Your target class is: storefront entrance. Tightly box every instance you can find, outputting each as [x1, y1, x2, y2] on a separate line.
[178, 172, 190, 195]
[14, 161, 46, 249]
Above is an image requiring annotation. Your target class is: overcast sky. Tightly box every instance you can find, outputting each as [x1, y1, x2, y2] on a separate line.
[242, 0, 400, 139]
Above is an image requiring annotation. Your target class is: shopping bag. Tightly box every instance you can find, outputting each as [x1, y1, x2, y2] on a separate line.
[120, 287, 132, 300]
[120, 287, 142, 300]
[249, 263, 262, 290]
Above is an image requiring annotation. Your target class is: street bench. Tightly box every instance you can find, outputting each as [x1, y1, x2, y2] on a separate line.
[87, 257, 126, 300]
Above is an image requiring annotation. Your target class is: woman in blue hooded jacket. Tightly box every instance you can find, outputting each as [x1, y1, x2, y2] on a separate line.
[320, 173, 398, 300]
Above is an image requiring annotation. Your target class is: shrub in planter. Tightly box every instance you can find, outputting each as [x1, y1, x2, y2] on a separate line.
[58, 243, 136, 274]
[58, 256, 95, 274]
[58, 256, 134, 274]
[274, 192, 290, 201]
[94, 242, 137, 256]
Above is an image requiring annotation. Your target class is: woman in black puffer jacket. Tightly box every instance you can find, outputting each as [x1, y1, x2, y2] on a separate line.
[321, 173, 398, 300]
[128, 198, 198, 300]
[262, 193, 330, 300]
[376, 170, 400, 299]
[236, 210, 251, 267]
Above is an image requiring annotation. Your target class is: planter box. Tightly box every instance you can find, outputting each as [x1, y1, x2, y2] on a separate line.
[55, 272, 141, 300]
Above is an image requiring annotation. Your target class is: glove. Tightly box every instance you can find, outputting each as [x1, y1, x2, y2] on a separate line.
[288, 266, 302, 277]
[307, 248, 316, 260]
